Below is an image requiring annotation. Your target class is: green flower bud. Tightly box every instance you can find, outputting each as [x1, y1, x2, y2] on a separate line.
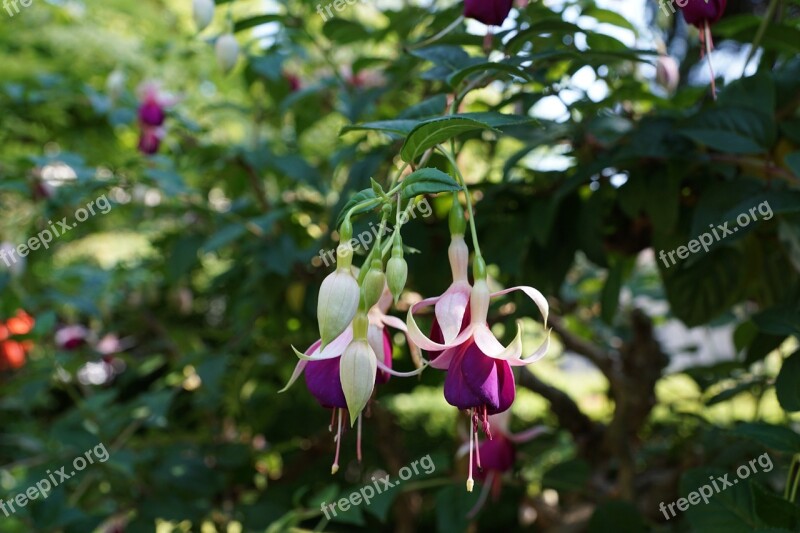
[449, 196, 467, 236]
[363, 259, 386, 310]
[386, 245, 407, 304]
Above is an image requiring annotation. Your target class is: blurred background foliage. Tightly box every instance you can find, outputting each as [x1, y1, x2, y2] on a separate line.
[1, 0, 799, 531]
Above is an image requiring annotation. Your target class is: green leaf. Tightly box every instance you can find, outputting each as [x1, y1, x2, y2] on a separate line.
[733, 423, 800, 453]
[447, 61, 534, 88]
[233, 14, 282, 33]
[201, 224, 248, 253]
[753, 307, 800, 337]
[336, 189, 378, 228]
[434, 485, 479, 533]
[340, 120, 420, 136]
[400, 116, 498, 162]
[600, 258, 625, 324]
[752, 482, 800, 529]
[776, 349, 800, 412]
[322, 19, 371, 44]
[681, 467, 759, 532]
[400, 168, 461, 199]
[679, 107, 776, 155]
[583, 7, 637, 32]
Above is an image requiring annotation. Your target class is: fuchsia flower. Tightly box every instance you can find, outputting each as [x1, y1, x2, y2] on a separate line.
[677, 0, 727, 99]
[135, 81, 178, 155]
[407, 234, 549, 490]
[678, 0, 726, 27]
[457, 411, 548, 516]
[282, 287, 421, 473]
[55, 325, 89, 350]
[464, 0, 514, 26]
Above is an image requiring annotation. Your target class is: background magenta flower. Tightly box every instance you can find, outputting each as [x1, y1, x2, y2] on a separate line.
[679, 0, 726, 27]
[464, 0, 514, 26]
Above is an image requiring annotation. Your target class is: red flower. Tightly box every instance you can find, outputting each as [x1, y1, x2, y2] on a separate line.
[0, 310, 35, 371]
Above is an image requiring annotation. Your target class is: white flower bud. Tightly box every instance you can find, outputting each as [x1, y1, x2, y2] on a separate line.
[317, 268, 360, 348]
[193, 0, 215, 31]
[215, 34, 239, 74]
[339, 339, 377, 424]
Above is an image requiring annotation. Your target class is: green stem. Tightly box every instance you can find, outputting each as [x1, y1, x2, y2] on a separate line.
[440, 147, 482, 257]
[742, 0, 779, 75]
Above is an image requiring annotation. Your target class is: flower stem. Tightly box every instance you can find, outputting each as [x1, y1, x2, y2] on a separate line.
[440, 147, 482, 258]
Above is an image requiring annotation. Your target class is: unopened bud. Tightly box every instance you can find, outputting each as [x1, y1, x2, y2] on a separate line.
[449, 197, 467, 236]
[215, 34, 239, 74]
[317, 269, 359, 348]
[363, 259, 386, 310]
[340, 338, 377, 425]
[386, 246, 407, 304]
[193, 0, 215, 31]
[656, 55, 680, 93]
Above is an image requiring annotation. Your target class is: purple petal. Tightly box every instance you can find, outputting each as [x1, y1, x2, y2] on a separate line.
[461, 342, 501, 410]
[464, 0, 514, 26]
[488, 360, 515, 414]
[444, 347, 485, 409]
[474, 434, 516, 477]
[305, 357, 347, 408]
[679, 0, 726, 27]
[138, 101, 166, 127]
[375, 329, 393, 385]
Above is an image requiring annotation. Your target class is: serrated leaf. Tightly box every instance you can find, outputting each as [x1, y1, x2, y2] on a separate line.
[400, 168, 461, 199]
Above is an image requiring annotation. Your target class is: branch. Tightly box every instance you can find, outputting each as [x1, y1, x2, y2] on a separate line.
[548, 314, 616, 379]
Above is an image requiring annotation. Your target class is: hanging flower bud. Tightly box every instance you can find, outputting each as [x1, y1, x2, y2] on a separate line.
[464, 0, 514, 26]
[363, 259, 386, 310]
[215, 34, 240, 74]
[193, 0, 215, 32]
[656, 55, 680, 93]
[318, 219, 359, 347]
[449, 196, 467, 236]
[339, 314, 377, 424]
[386, 240, 407, 304]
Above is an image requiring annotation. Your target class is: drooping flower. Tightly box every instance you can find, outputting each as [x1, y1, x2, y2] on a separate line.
[464, 0, 514, 26]
[677, 0, 727, 99]
[135, 82, 178, 155]
[282, 287, 422, 473]
[679, 0, 726, 27]
[656, 55, 680, 93]
[407, 254, 549, 490]
[457, 411, 548, 516]
[55, 324, 89, 350]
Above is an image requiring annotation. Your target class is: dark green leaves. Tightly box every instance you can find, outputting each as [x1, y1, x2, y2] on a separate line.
[776, 349, 800, 412]
[400, 168, 461, 199]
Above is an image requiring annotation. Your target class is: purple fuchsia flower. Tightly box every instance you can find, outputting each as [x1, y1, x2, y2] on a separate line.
[135, 81, 178, 155]
[457, 411, 548, 516]
[282, 286, 422, 474]
[677, 0, 727, 99]
[463, 0, 514, 26]
[55, 325, 90, 350]
[408, 250, 549, 490]
[678, 0, 726, 27]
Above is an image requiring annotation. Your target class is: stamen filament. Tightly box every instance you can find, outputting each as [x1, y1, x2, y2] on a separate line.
[704, 21, 717, 100]
[332, 408, 343, 475]
[357, 414, 363, 462]
[467, 409, 475, 492]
